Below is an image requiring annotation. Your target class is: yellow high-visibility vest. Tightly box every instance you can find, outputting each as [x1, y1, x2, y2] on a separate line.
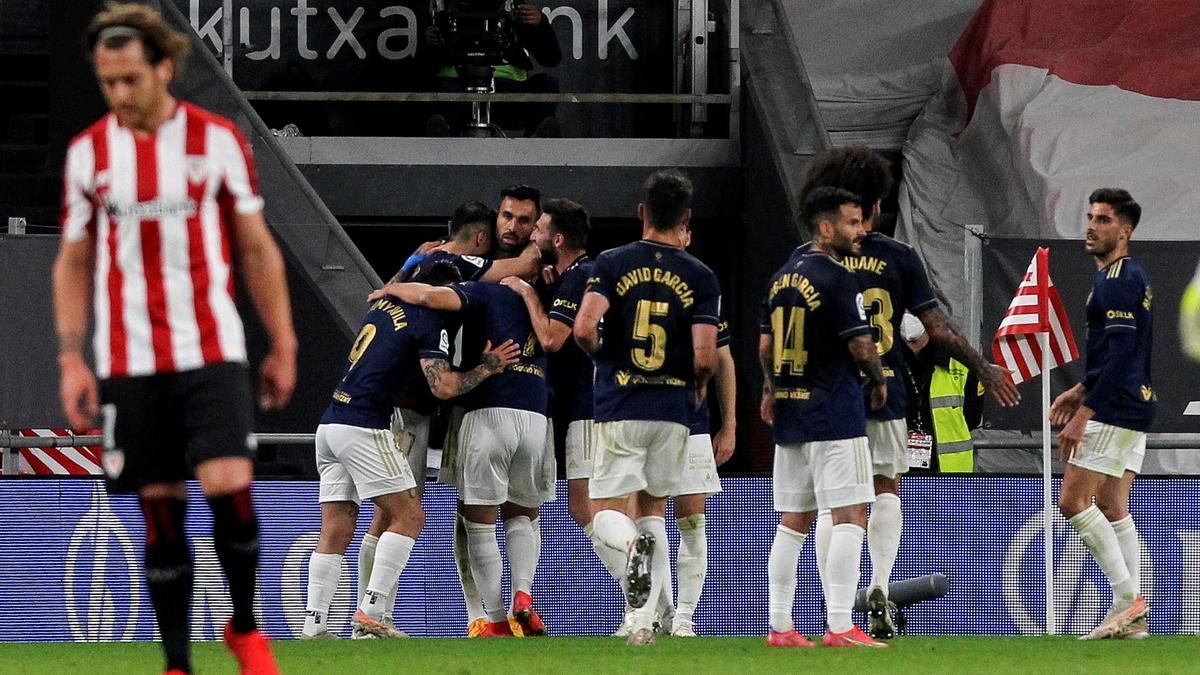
[930, 358, 973, 472]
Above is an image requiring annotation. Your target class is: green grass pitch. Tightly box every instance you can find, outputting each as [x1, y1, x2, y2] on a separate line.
[2, 636, 1199, 675]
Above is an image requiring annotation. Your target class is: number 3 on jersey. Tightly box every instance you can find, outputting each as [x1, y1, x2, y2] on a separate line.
[631, 299, 669, 370]
[771, 306, 808, 375]
[862, 288, 894, 355]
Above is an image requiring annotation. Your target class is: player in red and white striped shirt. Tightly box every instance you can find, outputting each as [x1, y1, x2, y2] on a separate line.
[52, 5, 295, 674]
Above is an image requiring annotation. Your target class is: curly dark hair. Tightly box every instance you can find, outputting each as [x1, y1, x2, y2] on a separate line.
[800, 147, 892, 222]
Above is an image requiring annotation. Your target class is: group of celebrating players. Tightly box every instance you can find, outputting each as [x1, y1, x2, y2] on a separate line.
[55, 5, 1165, 673]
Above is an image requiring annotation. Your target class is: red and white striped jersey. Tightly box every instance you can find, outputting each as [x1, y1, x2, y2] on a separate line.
[61, 102, 263, 379]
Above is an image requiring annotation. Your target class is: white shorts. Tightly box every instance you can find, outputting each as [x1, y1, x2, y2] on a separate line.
[391, 407, 430, 491]
[459, 407, 551, 508]
[676, 434, 722, 496]
[315, 423, 418, 505]
[1069, 420, 1147, 478]
[868, 418, 908, 478]
[439, 406, 467, 488]
[773, 436, 875, 513]
[589, 420, 689, 500]
[564, 418, 597, 480]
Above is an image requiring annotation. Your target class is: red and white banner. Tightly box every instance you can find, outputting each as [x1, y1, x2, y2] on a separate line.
[15, 429, 103, 476]
[992, 247, 1078, 385]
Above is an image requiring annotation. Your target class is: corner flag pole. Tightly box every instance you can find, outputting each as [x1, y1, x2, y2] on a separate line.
[1038, 248, 1056, 635]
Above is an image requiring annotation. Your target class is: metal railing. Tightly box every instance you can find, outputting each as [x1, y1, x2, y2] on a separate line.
[217, 0, 740, 139]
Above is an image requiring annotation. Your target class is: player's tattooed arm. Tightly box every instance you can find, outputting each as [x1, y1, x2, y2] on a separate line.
[849, 334, 888, 411]
[918, 306, 1020, 407]
[758, 333, 775, 425]
[421, 340, 521, 399]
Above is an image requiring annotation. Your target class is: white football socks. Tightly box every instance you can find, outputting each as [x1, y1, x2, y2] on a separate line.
[1111, 515, 1141, 594]
[825, 523, 866, 633]
[633, 516, 669, 631]
[357, 534, 378, 607]
[590, 509, 637, 584]
[1070, 505, 1136, 607]
[465, 519, 506, 623]
[814, 510, 833, 597]
[504, 516, 537, 596]
[675, 513, 707, 624]
[767, 524, 807, 633]
[303, 552, 342, 636]
[453, 514, 485, 622]
[868, 493, 902, 597]
[359, 532, 414, 621]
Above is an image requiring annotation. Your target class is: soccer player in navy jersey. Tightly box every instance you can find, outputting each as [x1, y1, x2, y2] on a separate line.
[797, 147, 1019, 639]
[302, 262, 519, 640]
[761, 187, 889, 649]
[1051, 188, 1154, 640]
[502, 199, 596, 528]
[574, 169, 721, 646]
[370, 275, 553, 638]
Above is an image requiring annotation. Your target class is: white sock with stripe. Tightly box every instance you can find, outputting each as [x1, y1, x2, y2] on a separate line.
[357, 534, 378, 609]
[465, 519, 506, 623]
[454, 514, 486, 622]
[358, 532, 415, 621]
[303, 552, 342, 636]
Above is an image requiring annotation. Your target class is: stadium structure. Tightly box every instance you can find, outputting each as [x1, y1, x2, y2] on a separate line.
[1, 1, 1198, 672]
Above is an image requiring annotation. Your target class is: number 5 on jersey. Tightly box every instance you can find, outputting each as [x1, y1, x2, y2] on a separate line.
[631, 299, 669, 370]
[771, 306, 808, 375]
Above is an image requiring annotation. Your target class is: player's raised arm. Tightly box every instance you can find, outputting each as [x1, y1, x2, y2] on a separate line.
[369, 282, 463, 312]
[501, 276, 571, 352]
[421, 340, 521, 400]
[481, 242, 541, 282]
[917, 306, 1019, 407]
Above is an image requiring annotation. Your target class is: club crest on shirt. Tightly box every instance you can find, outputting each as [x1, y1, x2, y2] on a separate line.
[523, 333, 537, 356]
[186, 158, 210, 188]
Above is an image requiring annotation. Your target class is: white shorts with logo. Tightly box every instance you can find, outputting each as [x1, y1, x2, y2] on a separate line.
[589, 420, 690, 499]
[868, 418, 908, 478]
[315, 423, 418, 505]
[773, 436, 875, 513]
[676, 433, 723, 496]
[565, 418, 597, 480]
[1069, 420, 1147, 478]
[459, 407, 552, 508]
[439, 406, 467, 489]
[391, 407, 430, 492]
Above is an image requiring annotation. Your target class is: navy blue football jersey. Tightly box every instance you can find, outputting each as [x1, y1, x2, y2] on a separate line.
[761, 252, 873, 443]
[587, 240, 721, 426]
[795, 232, 938, 421]
[547, 256, 597, 423]
[1083, 256, 1156, 431]
[321, 297, 449, 429]
[452, 281, 548, 415]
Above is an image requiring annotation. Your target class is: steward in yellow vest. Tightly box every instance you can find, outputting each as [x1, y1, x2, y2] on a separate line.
[901, 314, 984, 472]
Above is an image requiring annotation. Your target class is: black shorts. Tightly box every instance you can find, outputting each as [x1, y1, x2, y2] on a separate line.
[99, 362, 256, 493]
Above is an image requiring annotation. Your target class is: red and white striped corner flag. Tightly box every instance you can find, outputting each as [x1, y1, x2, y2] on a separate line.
[992, 247, 1079, 384]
